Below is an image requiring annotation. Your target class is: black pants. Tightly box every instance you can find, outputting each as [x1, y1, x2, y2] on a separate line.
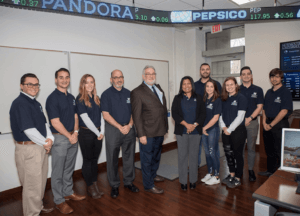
[222, 125, 247, 178]
[263, 118, 289, 173]
[78, 128, 103, 187]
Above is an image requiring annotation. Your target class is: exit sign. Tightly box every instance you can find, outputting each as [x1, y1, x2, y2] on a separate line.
[211, 24, 222, 34]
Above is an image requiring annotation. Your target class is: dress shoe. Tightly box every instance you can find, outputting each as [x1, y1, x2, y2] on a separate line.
[145, 186, 164, 194]
[64, 192, 86, 201]
[181, 184, 187, 191]
[124, 184, 139, 192]
[56, 202, 73, 214]
[249, 170, 256, 182]
[93, 181, 104, 196]
[111, 187, 119, 198]
[190, 183, 196, 190]
[40, 207, 54, 214]
[87, 184, 101, 199]
[154, 176, 164, 182]
[258, 171, 273, 177]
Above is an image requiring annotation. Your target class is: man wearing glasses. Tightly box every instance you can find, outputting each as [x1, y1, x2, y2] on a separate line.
[101, 69, 139, 198]
[131, 65, 168, 194]
[10, 73, 54, 215]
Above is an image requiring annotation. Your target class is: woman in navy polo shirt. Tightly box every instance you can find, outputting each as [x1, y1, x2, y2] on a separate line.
[171, 76, 206, 191]
[220, 77, 247, 188]
[200, 80, 222, 185]
[76, 74, 104, 199]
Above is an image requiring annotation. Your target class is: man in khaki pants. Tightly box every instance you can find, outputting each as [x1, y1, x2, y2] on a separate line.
[10, 73, 54, 216]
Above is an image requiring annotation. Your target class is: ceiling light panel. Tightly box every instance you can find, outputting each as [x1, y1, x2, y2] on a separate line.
[229, 0, 259, 5]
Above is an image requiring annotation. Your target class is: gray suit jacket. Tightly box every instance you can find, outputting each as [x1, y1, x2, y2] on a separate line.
[131, 82, 168, 138]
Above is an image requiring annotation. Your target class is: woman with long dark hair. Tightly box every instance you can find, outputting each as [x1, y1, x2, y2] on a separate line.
[200, 80, 222, 185]
[171, 76, 206, 191]
[220, 77, 247, 188]
[76, 74, 104, 199]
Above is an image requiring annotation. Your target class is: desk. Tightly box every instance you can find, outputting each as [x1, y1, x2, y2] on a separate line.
[253, 170, 300, 216]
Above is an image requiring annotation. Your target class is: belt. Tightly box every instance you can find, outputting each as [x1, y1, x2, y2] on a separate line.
[80, 126, 100, 129]
[53, 130, 74, 135]
[120, 123, 129, 126]
[16, 141, 35, 145]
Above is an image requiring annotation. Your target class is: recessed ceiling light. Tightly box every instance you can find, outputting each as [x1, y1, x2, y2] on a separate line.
[229, 0, 259, 5]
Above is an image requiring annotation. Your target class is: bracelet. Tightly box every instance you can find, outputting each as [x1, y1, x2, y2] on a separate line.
[74, 130, 79, 133]
[269, 124, 273, 128]
[129, 124, 132, 128]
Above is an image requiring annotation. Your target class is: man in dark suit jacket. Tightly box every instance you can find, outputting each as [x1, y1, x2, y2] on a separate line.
[131, 65, 168, 194]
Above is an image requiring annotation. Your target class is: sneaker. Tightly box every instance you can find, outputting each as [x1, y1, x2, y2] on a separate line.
[205, 176, 220, 185]
[222, 174, 234, 186]
[201, 174, 212, 183]
[227, 177, 241, 188]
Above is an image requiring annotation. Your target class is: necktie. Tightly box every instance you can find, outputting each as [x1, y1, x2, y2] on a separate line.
[152, 86, 159, 99]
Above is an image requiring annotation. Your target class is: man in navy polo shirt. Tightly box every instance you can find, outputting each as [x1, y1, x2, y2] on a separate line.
[10, 73, 54, 216]
[195, 63, 222, 167]
[259, 68, 293, 177]
[239, 66, 264, 182]
[101, 69, 139, 198]
[46, 68, 85, 214]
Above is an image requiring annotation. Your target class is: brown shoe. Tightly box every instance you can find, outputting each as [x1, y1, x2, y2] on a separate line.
[56, 202, 73, 214]
[93, 181, 104, 196]
[40, 207, 54, 214]
[64, 192, 86, 201]
[154, 176, 165, 182]
[87, 184, 101, 199]
[145, 186, 164, 194]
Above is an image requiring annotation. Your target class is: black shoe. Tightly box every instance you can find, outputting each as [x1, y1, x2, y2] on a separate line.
[111, 187, 119, 198]
[190, 183, 196, 190]
[124, 184, 139, 193]
[222, 174, 234, 186]
[249, 170, 256, 182]
[258, 171, 272, 177]
[227, 177, 241, 188]
[181, 184, 187, 191]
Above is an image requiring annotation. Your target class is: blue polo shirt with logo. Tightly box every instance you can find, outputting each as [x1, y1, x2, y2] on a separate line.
[101, 86, 131, 124]
[204, 97, 222, 131]
[10, 93, 47, 141]
[221, 93, 248, 126]
[239, 84, 264, 118]
[76, 95, 101, 128]
[264, 85, 293, 118]
[46, 89, 76, 133]
[194, 78, 222, 97]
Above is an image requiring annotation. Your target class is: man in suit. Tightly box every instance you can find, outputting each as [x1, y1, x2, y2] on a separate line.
[131, 65, 168, 194]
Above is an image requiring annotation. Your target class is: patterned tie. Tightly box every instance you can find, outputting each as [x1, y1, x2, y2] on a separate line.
[152, 86, 159, 99]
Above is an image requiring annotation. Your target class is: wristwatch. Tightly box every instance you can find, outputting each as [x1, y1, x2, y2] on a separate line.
[250, 116, 254, 120]
[269, 124, 273, 128]
[194, 123, 198, 126]
[74, 130, 79, 133]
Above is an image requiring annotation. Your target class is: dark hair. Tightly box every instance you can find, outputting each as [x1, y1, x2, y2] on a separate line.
[20, 73, 39, 85]
[55, 68, 70, 78]
[240, 66, 252, 76]
[221, 77, 239, 101]
[269, 68, 284, 79]
[200, 63, 210, 70]
[179, 76, 196, 97]
[204, 79, 219, 102]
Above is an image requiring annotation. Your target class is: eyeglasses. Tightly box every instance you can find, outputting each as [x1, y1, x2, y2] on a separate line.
[112, 76, 124, 80]
[23, 83, 40, 88]
[145, 73, 156, 76]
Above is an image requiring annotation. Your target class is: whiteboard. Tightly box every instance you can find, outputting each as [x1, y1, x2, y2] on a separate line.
[69, 52, 169, 108]
[0, 46, 69, 134]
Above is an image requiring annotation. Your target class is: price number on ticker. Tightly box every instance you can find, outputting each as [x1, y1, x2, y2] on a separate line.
[135, 14, 148, 21]
[156, 17, 169, 23]
[251, 13, 270, 19]
[20, 0, 39, 6]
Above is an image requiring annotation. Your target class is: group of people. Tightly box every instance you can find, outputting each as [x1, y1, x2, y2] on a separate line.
[10, 63, 293, 216]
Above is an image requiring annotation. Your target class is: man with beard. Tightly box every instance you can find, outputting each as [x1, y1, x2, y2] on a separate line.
[101, 69, 139, 198]
[194, 63, 222, 167]
[131, 65, 168, 194]
[259, 68, 293, 177]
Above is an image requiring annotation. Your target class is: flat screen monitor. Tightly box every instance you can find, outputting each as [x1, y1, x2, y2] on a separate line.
[283, 71, 300, 101]
[280, 40, 300, 72]
[281, 128, 300, 173]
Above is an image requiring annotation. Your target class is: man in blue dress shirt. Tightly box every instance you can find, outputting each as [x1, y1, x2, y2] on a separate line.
[10, 73, 54, 216]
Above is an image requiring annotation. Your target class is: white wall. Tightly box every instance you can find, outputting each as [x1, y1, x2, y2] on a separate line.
[0, 7, 185, 192]
[245, 21, 300, 110]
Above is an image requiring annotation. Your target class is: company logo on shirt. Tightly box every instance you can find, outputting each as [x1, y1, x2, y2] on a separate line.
[274, 97, 281, 103]
[127, 98, 130, 103]
[73, 99, 76, 106]
[40, 106, 43, 113]
[251, 92, 257, 98]
[194, 98, 197, 102]
[231, 100, 238, 106]
[207, 103, 213, 109]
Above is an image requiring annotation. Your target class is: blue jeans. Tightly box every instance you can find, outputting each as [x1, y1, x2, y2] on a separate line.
[201, 127, 220, 176]
[198, 128, 220, 166]
[139, 136, 164, 190]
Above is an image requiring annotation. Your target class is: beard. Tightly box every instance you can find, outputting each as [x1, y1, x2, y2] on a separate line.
[113, 82, 123, 88]
[201, 73, 210, 79]
[145, 79, 156, 85]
